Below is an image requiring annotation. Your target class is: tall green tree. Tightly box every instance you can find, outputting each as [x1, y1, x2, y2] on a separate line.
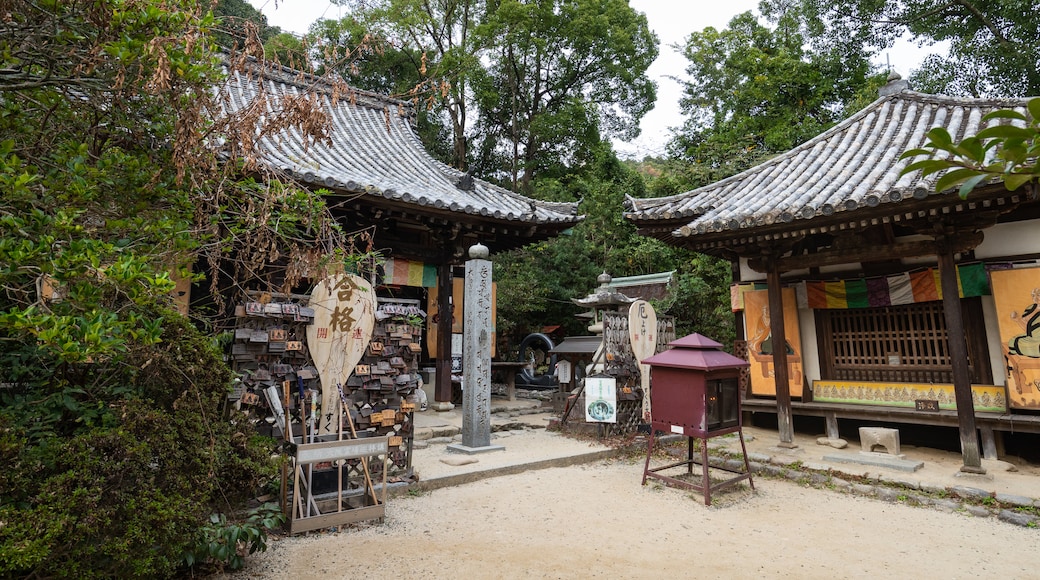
[494, 142, 644, 348]
[213, 0, 282, 47]
[308, 16, 423, 93]
[494, 141, 735, 352]
[475, 0, 657, 192]
[671, 10, 877, 185]
[762, 0, 1040, 97]
[305, 14, 455, 162]
[336, 0, 490, 169]
[333, 0, 656, 190]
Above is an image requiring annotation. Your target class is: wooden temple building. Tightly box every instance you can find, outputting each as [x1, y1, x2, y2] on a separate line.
[625, 74, 1040, 471]
[220, 58, 582, 407]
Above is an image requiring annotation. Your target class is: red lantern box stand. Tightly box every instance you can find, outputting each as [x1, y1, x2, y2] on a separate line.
[640, 333, 754, 506]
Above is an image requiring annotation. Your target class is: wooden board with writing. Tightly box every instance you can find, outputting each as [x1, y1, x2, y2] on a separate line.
[306, 274, 376, 435]
[628, 300, 658, 422]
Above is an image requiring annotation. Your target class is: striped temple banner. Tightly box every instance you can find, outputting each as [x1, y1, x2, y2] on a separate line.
[731, 263, 990, 311]
[730, 282, 767, 311]
[382, 258, 438, 287]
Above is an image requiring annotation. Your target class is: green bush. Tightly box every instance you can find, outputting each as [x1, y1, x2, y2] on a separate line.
[0, 313, 280, 579]
[1, 2, 347, 577]
[183, 503, 285, 573]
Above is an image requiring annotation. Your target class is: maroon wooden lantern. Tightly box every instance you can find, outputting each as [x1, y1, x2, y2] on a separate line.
[640, 333, 754, 505]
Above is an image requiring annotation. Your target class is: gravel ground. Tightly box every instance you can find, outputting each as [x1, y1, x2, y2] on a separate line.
[215, 456, 1038, 580]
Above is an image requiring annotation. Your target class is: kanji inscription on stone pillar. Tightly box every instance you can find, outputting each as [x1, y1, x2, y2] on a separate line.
[449, 243, 504, 454]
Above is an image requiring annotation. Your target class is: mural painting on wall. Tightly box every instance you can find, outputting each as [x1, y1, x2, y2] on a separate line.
[744, 289, 803, 398]
[991, 267, 1040, 410]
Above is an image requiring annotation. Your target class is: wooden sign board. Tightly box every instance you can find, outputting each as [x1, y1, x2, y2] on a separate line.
[915, 399, 940, 412]
[585, 376, 618, 423]
[289, 437, 388, 535]
[306, 274, 376, 435]
[629, 300, 657, 422]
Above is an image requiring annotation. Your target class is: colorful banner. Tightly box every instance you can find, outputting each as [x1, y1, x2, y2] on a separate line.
[730, 282, 767, 311]
[792, 263, 988, 310]
[383, 258, 437, 287]
[734, 264, 990, 312]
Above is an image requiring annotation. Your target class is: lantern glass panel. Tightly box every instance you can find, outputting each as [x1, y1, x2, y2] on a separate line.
[706, 378, 740, 430]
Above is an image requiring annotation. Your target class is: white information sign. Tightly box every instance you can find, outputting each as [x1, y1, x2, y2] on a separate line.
[584, 376, 617, 423]
[555, 359, 573, 384]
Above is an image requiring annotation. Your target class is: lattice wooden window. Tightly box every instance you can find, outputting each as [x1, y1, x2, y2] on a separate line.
[817, 300, 991, 384]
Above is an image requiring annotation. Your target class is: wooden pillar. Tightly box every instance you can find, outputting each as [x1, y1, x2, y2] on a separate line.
[732, 260, 751, 400]
[936, 241, 984, 473]
[434, 258, 454, 405]
[767, 261, 796, 447]
[825, 412, 840, 440]
[979, 425, 1000, 461]
[732, 260, 746, 343]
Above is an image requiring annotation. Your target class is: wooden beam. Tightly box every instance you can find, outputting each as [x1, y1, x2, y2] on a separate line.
[681, 197, 1011, 258]
[766, 262, 796, 447]
[434, 253, 454, 405]
[937, 237, 985, 473]
[747, 231, 984, 273]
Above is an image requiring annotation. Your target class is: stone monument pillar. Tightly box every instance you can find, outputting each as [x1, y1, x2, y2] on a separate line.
[448, 243, 504, 454]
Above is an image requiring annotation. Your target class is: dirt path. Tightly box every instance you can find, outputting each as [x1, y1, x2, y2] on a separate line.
[219, 457, 1037, 579]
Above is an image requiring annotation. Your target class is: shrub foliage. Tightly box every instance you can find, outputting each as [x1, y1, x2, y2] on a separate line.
[0, 1, 348, 577]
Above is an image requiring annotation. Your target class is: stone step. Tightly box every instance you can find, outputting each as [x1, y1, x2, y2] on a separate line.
[413, 409, 554, 441]
[488, 401, 545, 414]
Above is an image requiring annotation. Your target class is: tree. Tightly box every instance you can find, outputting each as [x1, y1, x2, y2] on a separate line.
[493, 140, 735, 353]
[0, 1, 351, 576]
[670, 10, 878, 186]
[331, 0, 656, 190]
[213, 0, 282, 47]
[901, 97, 1040, 196]
[761, 0, 1040, 97]
[304, 14, 456, 163]
[474, 0, 657, 192]
[335, 0, 489, 169]
[653, 254, 735, 347]
[492, 142, 642, 349]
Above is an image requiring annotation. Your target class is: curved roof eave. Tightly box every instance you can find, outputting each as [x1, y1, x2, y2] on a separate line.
[219, 59, 583, 229]
[624, 86, 1032, 241]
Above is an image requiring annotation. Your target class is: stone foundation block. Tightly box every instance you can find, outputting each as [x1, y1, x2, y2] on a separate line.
[859, 426, 901, 455]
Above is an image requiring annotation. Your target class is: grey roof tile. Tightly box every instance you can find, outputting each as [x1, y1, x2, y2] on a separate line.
[625, 89, 1032, 238]
[220, 60, 581, 227]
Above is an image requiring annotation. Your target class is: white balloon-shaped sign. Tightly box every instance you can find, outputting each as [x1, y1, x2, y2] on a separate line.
[306, 274, 376, 435]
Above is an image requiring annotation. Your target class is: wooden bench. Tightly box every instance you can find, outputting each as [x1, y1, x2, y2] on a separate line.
[741, 397, 1040, 460]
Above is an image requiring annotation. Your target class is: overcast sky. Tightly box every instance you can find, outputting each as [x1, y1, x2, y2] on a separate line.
[247, 0, 936, 158]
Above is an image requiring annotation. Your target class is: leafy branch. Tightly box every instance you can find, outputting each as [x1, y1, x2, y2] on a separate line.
[900, 97, 1040, 198]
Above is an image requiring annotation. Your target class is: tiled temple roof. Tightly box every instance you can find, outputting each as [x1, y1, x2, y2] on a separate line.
[625, 78, 1031, 242]
[220, 59, 581, 228]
